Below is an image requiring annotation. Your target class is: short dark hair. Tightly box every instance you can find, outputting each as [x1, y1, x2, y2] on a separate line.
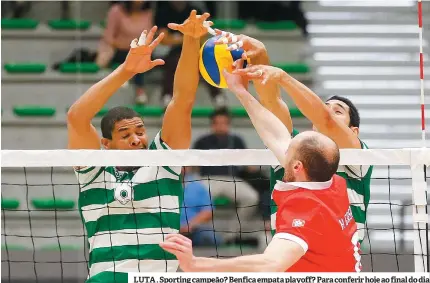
[101, 106, 142, 139]
[295, 135, 340, 182]
[210, 107, 231, 123]
[326, 95, 360, 128]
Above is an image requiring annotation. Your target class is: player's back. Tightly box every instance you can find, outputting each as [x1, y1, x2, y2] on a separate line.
[273, 175, 360, 272]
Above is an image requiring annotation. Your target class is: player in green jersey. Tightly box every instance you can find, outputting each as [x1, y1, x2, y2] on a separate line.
[215, 30, 372, 243]
[67, 11, 213, 283]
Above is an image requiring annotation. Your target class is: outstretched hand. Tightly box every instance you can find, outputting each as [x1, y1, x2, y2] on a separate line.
[233, 64, 284, 85]
[159, 234, 195, 272]
[214, 29, 266, 61]
[167, 10, 213, 39]
[223, 59, 249, 95]
[124, 26, 165, 74]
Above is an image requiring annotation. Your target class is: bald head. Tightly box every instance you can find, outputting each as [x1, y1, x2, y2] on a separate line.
[289, 131, 340, 182]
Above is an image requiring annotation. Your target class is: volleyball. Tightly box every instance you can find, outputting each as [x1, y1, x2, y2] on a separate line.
[199, 36, 248, 88]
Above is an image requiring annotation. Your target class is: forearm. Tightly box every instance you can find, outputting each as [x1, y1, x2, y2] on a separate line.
[279, 72, 329, 127]
[68, 64, 133, 122]
[251, 50, 293, 132]
[234, 88, 291, 161]
[187, 211, 212, 230]
[188, 254, 277, 272]
[173, 35, 200, 99]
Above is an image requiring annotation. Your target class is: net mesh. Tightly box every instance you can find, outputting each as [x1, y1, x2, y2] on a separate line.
[1, 149, 429, 282]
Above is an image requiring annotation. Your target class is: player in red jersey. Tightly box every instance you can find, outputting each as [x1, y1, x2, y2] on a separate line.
[159, 63, 360, 272]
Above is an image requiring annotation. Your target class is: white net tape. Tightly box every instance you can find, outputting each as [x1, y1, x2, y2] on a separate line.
[1, 148, 429, 278]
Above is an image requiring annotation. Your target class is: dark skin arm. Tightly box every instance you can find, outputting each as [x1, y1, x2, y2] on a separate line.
[67, 27, 165, 150]
[160, 10, 213, 149]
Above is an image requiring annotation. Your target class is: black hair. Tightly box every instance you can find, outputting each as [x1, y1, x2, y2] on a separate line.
[326, 95, 360, 128]
[101, 106, 142, 139]
[210, 107, 231, 123]
[295, 135, 340, 182]
[116, 1, 151, 13]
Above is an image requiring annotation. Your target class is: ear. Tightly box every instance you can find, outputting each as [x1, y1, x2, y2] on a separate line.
[101, 138, 111, 150]
[350, 126, 359, 136]
[293, 160, 303, 173]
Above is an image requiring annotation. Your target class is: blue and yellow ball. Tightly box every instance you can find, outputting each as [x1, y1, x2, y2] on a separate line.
[199, 36, 248, 88]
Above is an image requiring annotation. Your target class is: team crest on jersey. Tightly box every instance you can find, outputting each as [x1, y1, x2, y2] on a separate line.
[114, 182, 134, 205]
[292, 219, 305, 227]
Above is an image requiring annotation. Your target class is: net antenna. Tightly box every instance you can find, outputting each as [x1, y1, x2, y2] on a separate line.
[415, 0, 429, 272]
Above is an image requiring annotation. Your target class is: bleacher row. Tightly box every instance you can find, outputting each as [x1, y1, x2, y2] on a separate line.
[1, 18, 310, 119]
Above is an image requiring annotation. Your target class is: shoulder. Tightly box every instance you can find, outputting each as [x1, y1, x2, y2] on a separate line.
[277, 190, 322, 214]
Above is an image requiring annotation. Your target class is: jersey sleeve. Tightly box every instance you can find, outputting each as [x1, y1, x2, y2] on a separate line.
[74, 166, 105, 188]
[148, 131, 182, 176]
[274, 195, 323, 254]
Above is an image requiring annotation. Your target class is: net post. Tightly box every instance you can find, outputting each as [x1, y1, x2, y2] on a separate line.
[410, 149, 429, 272]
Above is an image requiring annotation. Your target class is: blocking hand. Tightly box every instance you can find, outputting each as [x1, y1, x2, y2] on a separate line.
[123, 26, 165, 74]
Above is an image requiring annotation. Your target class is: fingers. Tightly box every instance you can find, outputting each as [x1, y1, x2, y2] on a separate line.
[130, 38, 138, 49]
[190, 9, 197, 19]
[145, 26, 158, 45]
[137, 30, 147, 46]
[149, 32, 165, 49]
[167, 23, 181, 31]
[199, 12, 210, 22]
[203, 21, 216, 36]
[242, 50, 257, 60]
[151, 59, 165, 67]
[233, 59, 245, 70]
[165, 234, 193, 246]
[233, 65, 261, 75]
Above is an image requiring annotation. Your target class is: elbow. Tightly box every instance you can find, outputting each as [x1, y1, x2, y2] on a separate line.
[67, 106, 78, 123]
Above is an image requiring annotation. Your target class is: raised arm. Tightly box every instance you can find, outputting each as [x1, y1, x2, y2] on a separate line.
[67, 27, 165, 149]
[214, 31, 293, 132]
[160, 234, 303, 272]
[235, 65, 361, 149]
[160, 10, 213, 149]
[223, 69, 291, 166]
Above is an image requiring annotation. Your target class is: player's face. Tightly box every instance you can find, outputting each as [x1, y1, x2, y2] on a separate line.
[105, 117, 148, 150]
[211, 115, 230, 136]
[312, 100, 351, 131]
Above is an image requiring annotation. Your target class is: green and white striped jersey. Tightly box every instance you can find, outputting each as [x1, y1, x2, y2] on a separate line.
[270, 139, 373, 243]
[75, 132, 182, 283]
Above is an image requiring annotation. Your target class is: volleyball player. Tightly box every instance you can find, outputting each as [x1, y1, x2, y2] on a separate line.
[67, 11, 212, 282]
[160, 68, 361, 272]
[215, 31, 373, 243]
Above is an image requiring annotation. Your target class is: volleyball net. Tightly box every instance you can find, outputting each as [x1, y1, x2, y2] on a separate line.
[1, 148, 429, 281]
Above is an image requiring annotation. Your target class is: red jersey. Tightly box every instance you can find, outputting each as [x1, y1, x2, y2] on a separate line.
[273, 175, 361, 272]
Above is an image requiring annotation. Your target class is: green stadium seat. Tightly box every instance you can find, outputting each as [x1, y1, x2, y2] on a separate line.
[4, 63, 47, 74]
[132, 106, 164, 117]
[191, 107, 213, 118]
[255, 21, 297, 30]
[59, 63, 100, 73]
[1, 18, 39, 29]
[13, 106, 56, 117]
[213, 196, 233, 207]
[1, 198, 20, 209]
[273, 63, 310, 74]
[48, 19, 91, 30]
[32, 198, 76, 210]
[1, 244, 28, 251]
[40, 244, 81, 251]
[212, 19, 246, 30]
[78, 106, 303, 118]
